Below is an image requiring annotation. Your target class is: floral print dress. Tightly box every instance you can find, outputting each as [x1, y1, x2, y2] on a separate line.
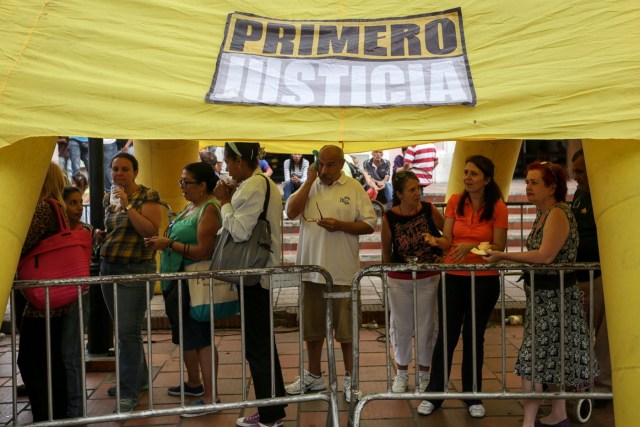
[514, 203, 599, 387]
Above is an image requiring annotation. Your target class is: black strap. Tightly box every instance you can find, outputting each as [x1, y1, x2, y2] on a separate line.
[258, 174, 270, 221]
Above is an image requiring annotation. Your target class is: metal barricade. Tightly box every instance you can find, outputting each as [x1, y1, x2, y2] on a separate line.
[349, 262, 612, 426]
[10, 265, 341, 426]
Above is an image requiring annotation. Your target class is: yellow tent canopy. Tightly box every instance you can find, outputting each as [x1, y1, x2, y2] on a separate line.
[2, 2, 640, 425]
[1, 0, 639, 153]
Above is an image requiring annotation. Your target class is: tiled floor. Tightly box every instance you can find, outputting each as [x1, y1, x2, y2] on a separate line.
[0, 323, 614, 426]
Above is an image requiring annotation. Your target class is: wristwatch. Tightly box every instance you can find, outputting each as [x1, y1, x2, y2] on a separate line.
[123, 203, 133, 213]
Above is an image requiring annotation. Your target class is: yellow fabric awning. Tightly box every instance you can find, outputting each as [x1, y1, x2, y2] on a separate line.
[1, 0, 640, 152]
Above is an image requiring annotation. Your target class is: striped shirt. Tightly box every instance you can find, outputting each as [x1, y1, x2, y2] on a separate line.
[100, 185, 160, 263]
[404, 144, 438, 187]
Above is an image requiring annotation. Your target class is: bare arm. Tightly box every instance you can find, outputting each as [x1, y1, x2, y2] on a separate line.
[128, 201, 161, 238]
[432, 204, 445, 230]
[317, 218, 374, 235]
[146, 203, 220, 260]
[485, 208, 569, 264]
[381, 215, 393, 263]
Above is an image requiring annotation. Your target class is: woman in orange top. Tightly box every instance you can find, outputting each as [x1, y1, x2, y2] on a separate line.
[418, 155, 508, 419]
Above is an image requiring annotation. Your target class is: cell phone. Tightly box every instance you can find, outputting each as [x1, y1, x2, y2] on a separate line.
[313, 149, 319, 169]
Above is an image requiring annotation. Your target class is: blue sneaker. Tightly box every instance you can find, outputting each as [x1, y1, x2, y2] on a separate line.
[168, 383, 205, 397]
[180, 399, 221, 418]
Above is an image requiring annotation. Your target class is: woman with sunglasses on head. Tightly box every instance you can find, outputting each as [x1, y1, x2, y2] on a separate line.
[99, 152, 162, 413]
[146, 162, 222, 416]
[381, 170, 446, 394]
[214, 142, 286, 427]
[485, 161, 597, 427]
[418, 155, 508, 419]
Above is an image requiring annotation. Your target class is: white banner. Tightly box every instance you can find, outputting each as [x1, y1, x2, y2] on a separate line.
[206, 9, 476, 108]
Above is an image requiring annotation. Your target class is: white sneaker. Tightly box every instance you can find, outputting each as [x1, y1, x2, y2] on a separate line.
[417, 400, 435, 415]
[468, 404, 486, 418]
[417, 372, 430, 392]
[391, 373, 408, 393]
[285, 370, 326, 395]
[343, 373, 352, 403]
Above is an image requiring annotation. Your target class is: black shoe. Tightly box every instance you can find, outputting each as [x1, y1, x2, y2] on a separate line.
[16, 384, 28, 397]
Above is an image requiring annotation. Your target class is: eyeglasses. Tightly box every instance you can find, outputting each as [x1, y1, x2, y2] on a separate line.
[302, 202, 324, 222]
[177, 179, 199, 187]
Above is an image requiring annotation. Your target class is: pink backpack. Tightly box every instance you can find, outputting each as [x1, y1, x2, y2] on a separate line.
[17, 199, 91, 310]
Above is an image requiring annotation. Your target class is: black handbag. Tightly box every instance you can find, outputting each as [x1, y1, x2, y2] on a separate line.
[210, 174, 273, 285]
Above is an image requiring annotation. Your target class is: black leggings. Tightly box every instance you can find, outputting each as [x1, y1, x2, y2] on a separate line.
[426, 274, 500, 407]
[18, 315, 68, 421]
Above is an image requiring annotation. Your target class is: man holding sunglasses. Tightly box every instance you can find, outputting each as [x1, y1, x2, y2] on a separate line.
[284, 145, 377, 403]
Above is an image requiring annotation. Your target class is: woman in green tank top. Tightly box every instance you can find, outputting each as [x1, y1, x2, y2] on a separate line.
[146, 162, 221, 415]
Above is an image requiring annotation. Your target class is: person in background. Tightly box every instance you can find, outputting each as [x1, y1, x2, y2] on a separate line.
[363, 150, 393, 209]
[57, 136, 71, 177]
[284, 145, 377, 403]
[419, 155, 507, 419]
[146, 162, 222, 417]
[282, 154, 309, 201]
[399, 144, 438, 195]
[485, 161, 598, 427]
[381, 170, 446, 393]
[571, 149, 611, 406]
[61, 186, 93, 417]
[103, 139, 120, 191]
[99, 152, 162, 413]
[18, 163, 84, 420]
[64, 184, 99, 321]
[67, 136, 90, 176]
[392, 147, 407, 175]
[259, 158, 273, 177]
[71, 172, 90, 204]
[348, 156, 378, 201]
[214, 142, 286, 427]
[115, 139, 134, 154]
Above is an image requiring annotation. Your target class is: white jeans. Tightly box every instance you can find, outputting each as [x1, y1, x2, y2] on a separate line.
[387, 275, 439, 367]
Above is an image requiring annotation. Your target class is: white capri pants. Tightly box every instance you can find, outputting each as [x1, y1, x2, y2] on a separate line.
[387, 274, 439, 367]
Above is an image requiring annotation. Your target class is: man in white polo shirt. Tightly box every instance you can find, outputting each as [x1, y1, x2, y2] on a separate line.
[284, 145, 377, 403]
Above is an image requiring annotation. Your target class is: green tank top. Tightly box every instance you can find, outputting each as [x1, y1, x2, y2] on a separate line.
[160, 198, 220, 290]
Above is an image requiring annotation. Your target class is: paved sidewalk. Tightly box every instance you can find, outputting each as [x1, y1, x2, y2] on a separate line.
[0, 325, 614, 426]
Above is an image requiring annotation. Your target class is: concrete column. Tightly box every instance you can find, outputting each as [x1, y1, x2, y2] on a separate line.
[445, 139, 522, 200]
[131, 140, 200, 293]
[133, 139, 200, 219]
[0, 137, 57, 314]
[583, 139, 640, 426]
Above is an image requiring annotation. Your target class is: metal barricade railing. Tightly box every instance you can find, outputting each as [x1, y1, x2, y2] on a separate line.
[349, 262, 612, 426]
[10, 265, 340, 426]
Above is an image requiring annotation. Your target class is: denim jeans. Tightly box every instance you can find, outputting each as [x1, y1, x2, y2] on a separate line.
[283, 180, 301, 201]
[68, 138, 90, 176]
[100, 259, 155, 401]
[383, 182, 394, 208]
[61, 301, 83, 417]
[103, 142, 119, 192]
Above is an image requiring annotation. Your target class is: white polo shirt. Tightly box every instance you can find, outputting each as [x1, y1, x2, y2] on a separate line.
[293, 172, 377, 286]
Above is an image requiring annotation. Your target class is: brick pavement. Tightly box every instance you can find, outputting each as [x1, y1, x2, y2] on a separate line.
[0, 324, 614, 426]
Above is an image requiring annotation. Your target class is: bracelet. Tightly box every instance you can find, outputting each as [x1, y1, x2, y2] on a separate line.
[168, 239, 174, 250]
[183, 243, 190, 256]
